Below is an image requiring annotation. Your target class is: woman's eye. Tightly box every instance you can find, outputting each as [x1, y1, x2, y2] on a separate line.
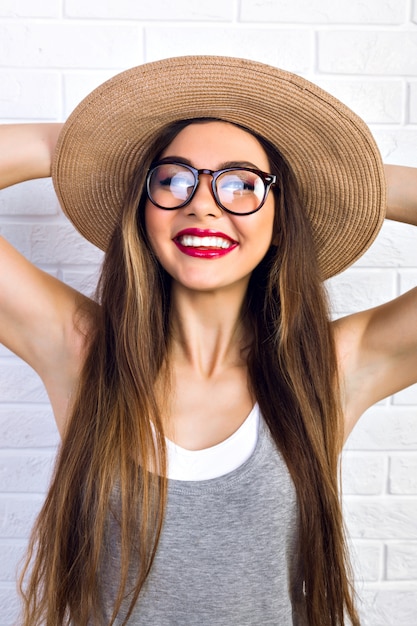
[170, 174, 193, 190]
[220, 176, 255, 193]
[158, 176, 174, 187]
[157, 172, 192, 189]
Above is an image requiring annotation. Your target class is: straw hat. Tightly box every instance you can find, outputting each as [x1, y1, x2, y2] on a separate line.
[52, 55, 386, 279]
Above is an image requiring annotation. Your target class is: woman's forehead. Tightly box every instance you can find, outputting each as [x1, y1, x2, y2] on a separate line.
[160, 120, 271, 171]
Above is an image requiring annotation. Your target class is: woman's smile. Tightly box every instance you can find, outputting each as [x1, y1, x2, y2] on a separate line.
[173, 228, 239, 258]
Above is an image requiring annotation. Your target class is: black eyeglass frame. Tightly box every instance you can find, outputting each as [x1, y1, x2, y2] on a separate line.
[146, 160, 277, 216]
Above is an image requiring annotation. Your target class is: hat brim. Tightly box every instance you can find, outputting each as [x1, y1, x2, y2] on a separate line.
[52, 55, 386, 280]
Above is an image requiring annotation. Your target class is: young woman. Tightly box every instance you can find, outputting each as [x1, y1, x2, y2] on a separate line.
[0, 56, 416, 626]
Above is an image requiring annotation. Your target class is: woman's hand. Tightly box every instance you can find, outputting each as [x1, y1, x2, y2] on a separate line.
[0, 123, 63, 189]
[385, 164, 417, 226]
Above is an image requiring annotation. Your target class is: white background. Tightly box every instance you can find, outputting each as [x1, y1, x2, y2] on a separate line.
[0, 1, 416, 624]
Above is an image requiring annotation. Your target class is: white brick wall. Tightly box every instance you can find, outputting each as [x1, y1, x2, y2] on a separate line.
[0, 1, 416, 624]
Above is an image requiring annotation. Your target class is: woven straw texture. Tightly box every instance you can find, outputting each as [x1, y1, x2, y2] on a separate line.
[52, 55, 386, 279]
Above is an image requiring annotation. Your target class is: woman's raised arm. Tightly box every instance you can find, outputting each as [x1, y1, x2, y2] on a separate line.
[0, 123, 62, 189]
[336, 164, 417, 435]
[385, 164, 417, 226]
[0, 124, 93, 431]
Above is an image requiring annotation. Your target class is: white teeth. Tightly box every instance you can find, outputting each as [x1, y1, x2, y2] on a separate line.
[179, 235, 232, 249]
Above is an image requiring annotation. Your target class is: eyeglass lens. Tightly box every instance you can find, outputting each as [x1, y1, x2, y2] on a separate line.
[148, 163, 267, 214]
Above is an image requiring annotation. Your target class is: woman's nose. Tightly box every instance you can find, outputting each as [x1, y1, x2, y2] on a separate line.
[184, 173, 223, 217]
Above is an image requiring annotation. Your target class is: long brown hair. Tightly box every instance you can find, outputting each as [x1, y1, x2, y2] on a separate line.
[19, 119, 360, 625]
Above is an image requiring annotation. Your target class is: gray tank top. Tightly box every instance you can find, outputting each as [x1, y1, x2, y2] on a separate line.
[98, 418, 299, 625]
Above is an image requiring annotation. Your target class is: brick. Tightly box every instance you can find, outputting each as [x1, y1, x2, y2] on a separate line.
[0, 179, 59, 216]
[63, 70, 117, 118]
[389, 455, 417, 494]
[352, 220, 417, 269]
[0, 361, 48, 403]
[0, 451, 55, 493]
[386, 542, 417, 580]
[318, 31, 417, 75]
[0, 0, 59, 17]
[1, 222, 102, 273]
[342, 452, 386, 495]
[65, 0, 234, 20]
[372, 129, 417, 167]
[409, 81, 417, 123]
[0, 225, 32, 259]
[345, 406, 417, 451]
[240, 0, 407, 24]
[0, 22, 142, 69]
[343, 497, 417, 539]
[0, 406, 59, 448]
[0, 587, 21, 626]
[0, 542, 27, 582]
[399, 271, 417, 295]
[393, 383, 417, 406]
[326, 268, 396, 316]
[315, 79, 403, 124]
[350, 541, 382, 582]
[0, 495, 44, 538]
[62, 269, 100, 297]
[358, 587, 417, 625]
[0, 71, 60, 120]
[145, 27, 313, 72]
[30, 224, 103, 265]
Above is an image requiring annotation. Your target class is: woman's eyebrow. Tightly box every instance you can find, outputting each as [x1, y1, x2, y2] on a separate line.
[219, 160, 261, 170]
[158, 155, 192, 165]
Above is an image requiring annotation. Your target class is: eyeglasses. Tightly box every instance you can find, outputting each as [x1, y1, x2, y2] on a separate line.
[146, 160, 277, 216]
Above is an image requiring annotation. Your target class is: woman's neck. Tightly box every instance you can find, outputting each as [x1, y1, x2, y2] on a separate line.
[158, 280, 254, 449]
[169, 280, 249, 377]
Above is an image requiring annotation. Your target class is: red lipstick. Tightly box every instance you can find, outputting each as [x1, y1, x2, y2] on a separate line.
[173, 228, 238, 259]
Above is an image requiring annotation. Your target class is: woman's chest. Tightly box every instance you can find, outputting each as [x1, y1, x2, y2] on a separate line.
[163, 368, 254, 450]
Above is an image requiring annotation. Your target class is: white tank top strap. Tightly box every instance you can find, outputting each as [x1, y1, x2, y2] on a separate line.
[165, 403, 260, 481]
